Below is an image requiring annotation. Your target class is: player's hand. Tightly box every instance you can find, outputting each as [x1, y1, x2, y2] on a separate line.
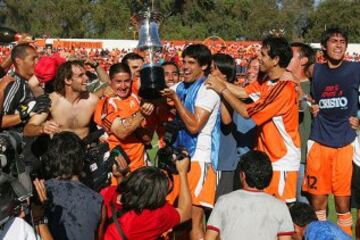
[32, 94, 52, 115]
[175, 150, 190, 175]
[41, 120, 60, 135]
[205, 74, 226, 93]
[112, 154, 129, 177]
[310, 103, 319, 117]
[140, 102, 154, 116]
[160, 88, 178, 100]
[349, 116, 359, 130]
[18, 94, 51, 121]
[33, 178, 48, 204]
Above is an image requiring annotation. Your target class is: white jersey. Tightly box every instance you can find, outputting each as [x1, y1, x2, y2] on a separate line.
[207, 190, 294, 240]
[0, 217, 39, 240]
[172, 82, 221, 163]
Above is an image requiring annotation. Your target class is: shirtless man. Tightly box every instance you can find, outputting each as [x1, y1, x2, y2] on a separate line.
[24, 60, 98, 139]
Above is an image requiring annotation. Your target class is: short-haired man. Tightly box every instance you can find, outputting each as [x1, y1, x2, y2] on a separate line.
[287, 42, 315, 204]
[121, 52, 144, 78]
[24, 60, 99, 139]
[290, 202, 351, 240]
[162, 61, 180, 87]
[205, 150, 294, 240]
[161, 44, 221, 239]
[207, 36, 300, 204]
[94, 63, 154, 172]
[302, 28, 360, 236]
[2, 44, 50, 130]
[121, 52, 144, 94]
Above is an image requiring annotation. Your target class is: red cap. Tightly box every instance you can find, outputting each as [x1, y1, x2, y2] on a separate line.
[35, 54, 66, 83]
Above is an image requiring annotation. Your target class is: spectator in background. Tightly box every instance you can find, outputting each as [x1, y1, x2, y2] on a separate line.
[162, 61, 180, 87]
[233, 65, 247, 85]
[121, 52, 144, 94]
[247, 57, 260, 83]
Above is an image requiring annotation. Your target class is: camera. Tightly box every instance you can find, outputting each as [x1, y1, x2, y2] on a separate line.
[156, 121, 187, 174]
[82, 130, 130, 191]
[0, 130, 32, 227]
[0, 131, 23, 175]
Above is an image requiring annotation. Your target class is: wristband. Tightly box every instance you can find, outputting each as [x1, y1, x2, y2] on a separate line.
[34, 217, 48, 226]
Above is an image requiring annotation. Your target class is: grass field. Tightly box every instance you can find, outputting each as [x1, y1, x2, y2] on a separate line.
[147, 135, 358, 238]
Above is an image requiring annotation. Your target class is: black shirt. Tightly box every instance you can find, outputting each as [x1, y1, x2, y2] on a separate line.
[45, 179, 103, 240]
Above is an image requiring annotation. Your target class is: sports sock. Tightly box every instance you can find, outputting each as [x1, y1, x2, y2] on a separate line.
[337, 211, 353, 236]
[315, 209, 327, 221]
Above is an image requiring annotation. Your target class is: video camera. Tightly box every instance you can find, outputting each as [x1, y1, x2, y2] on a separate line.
[0, 176, 31, 227]
[0, 131, 31, 227]
[82, 129, 130, 192]
[0, 131, 23, 175]
[156, 121, 187, 174]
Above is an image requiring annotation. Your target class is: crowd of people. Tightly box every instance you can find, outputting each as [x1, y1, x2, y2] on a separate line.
[1, 38, 359, 76]
[0, 26, 359, 240]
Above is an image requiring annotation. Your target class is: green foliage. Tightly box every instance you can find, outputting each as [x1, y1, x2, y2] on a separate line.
[1, 0, 360, 42]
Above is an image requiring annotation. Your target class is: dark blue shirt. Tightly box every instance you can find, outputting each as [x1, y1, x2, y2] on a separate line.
[45, 179, 103, 240]
[310, 62, 360, 147]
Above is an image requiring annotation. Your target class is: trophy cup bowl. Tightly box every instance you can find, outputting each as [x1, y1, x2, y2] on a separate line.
[131, 1, 166, 100]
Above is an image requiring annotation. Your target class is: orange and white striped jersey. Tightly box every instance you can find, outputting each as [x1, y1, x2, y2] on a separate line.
[245, 78, 301, 171]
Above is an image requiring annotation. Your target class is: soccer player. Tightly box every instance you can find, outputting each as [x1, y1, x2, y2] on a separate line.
[302, 28, 360, 236]
[206, 36, 300, 204]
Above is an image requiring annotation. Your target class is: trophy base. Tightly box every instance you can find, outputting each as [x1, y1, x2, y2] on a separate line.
[139, 64, 165, 100]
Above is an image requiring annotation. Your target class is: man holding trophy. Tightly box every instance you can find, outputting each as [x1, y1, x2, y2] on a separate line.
[126, 1, 222, 239]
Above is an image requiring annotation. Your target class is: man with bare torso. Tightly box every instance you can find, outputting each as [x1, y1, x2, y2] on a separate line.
[24, 60, 98, 139]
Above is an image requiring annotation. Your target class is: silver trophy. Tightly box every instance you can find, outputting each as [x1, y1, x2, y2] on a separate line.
[131, 0, 165, 99]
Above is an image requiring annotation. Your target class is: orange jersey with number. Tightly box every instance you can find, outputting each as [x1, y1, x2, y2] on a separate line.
[245, 79, 301, 171]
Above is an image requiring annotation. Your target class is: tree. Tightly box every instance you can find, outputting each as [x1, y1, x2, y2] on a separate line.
[305, 0, 360, 43]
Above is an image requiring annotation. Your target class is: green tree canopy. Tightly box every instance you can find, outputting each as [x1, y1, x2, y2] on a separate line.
[1, 0, 360, 42]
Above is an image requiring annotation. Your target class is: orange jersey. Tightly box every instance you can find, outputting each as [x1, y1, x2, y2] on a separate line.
[152, 100, 176, 148]
[131, 76, 140, 95]
[94, 93, 145, 171]
[245, 79, 301, 171]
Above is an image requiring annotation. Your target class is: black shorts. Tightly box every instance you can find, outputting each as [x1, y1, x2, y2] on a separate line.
[351, 163, 360, 208]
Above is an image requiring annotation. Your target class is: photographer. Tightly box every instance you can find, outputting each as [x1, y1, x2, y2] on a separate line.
[103, 152, 191, 240]
[0, 177, 53, 240]
[33, 131, 103, 240]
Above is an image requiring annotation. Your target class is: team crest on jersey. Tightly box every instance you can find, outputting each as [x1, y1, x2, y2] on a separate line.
[130, 99, 136, 109]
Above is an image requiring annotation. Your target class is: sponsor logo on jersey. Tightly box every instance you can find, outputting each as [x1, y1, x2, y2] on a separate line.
[319, 97, 348, 109]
